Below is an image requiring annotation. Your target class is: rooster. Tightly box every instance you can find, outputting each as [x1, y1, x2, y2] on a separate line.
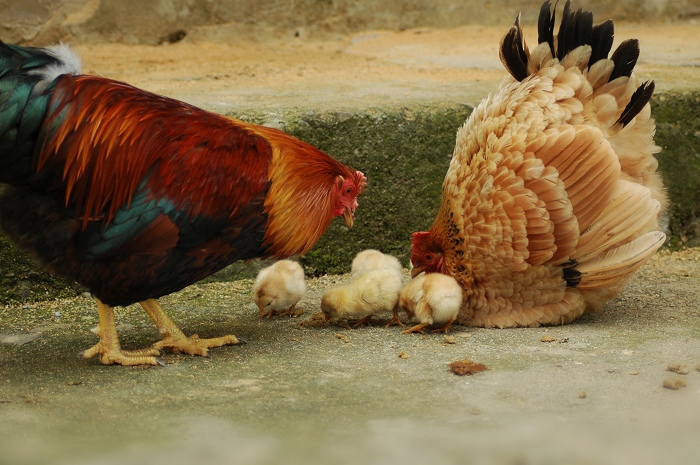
[410, 0, 666, 328]
[0, 42, 366, 365]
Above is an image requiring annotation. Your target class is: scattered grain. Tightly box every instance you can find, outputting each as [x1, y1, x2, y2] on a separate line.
[667, 363, 689, 375]
[662, 378, 687, 390]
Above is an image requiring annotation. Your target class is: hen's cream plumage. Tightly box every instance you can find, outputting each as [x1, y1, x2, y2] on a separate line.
[410, 0, 666, 328]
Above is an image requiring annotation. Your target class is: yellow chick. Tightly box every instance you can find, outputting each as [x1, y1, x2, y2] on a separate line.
[253, 260, 306, 318]
[351, 249, 403, 277]
[400, 273, 462, 334]
[321, 268, 403, 328]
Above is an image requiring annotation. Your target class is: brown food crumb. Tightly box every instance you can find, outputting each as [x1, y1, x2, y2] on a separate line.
[443, 335, 456, 344]
[67, 380, 83, 386]
[289, 307, 305, 318]
[298, 312, 329, 327]
[667, 363, 689, 375]
[450, 359, 487, 376]
[397, 351, 410, 359]
[336, 333, 350, 343]
[578, 390, 587, 399]
[663, 377, 687, 390]
[540, 335, 556, 343]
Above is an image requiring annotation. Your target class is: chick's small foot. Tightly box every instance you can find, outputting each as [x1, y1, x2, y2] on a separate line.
[402, 323, 430, 334]
[385, 309, 405, 328]
[259, 309, 277, 318]
[82, 342, 164, 366]
[430, 317, 456, 334]
[259, 304, 299, 319]
[352, 315, 373, 328]
[153, 333, 243, 357]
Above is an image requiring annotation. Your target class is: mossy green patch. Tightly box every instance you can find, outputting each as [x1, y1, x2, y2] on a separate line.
[0, 234, 82, 305]
[652, 91, 700, 249]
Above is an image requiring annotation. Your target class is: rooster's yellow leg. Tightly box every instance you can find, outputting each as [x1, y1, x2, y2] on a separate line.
[401, 323, 430, 334]
[140, 299, 242, 357]
[82, 299, 164, 366]
[385, 307, 405, 328]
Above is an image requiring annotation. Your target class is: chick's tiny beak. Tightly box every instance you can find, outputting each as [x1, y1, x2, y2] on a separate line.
[343, 208, 355, 229]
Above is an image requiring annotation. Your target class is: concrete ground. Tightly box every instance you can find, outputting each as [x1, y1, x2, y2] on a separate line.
[1, 22, 700, 465]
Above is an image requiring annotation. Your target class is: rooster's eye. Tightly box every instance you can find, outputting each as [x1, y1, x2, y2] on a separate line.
[344, 186, 354, 195]
[424, 254, 433, 263]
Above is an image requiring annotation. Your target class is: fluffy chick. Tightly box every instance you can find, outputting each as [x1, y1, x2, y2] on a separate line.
[321, 268, 403, 328]
[351, 249, 403, 277]
[253, 260, 306, 318]
[400, 273, 462, 334]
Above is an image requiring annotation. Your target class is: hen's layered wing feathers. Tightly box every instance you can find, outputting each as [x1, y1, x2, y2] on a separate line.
[431, 0, 665, 327]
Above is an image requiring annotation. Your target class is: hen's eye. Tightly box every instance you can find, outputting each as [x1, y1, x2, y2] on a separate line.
[424, 254, 433, 263]
[345, 186, 354, 195]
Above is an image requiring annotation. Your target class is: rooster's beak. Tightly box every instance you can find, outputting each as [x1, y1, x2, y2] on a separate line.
[342, 208, 355, 228]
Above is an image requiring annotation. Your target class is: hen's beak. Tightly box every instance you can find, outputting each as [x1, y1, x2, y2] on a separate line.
[342, 208, 355, 229]
[410, 266, 426, 278]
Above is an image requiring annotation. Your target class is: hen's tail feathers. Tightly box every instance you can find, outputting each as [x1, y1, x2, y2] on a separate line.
[576, 231, 665, 289]
[500, 0, 653, 129]
[0, 41, 81, 184]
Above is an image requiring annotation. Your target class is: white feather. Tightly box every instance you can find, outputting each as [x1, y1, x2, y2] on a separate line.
[28, 43, 82, 95]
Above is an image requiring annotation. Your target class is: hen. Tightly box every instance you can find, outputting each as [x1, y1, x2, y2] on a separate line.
[410, 0, 666, 328]
[0, 42, 365, 365]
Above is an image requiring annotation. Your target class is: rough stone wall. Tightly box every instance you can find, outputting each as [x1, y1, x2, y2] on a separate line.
[2, 0, 699, 45]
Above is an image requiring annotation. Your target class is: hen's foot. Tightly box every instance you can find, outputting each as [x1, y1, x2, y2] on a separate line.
[153, 333, 243, 357]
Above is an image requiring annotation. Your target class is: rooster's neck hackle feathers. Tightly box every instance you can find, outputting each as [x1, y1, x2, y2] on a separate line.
[248, 124, 355, 258]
